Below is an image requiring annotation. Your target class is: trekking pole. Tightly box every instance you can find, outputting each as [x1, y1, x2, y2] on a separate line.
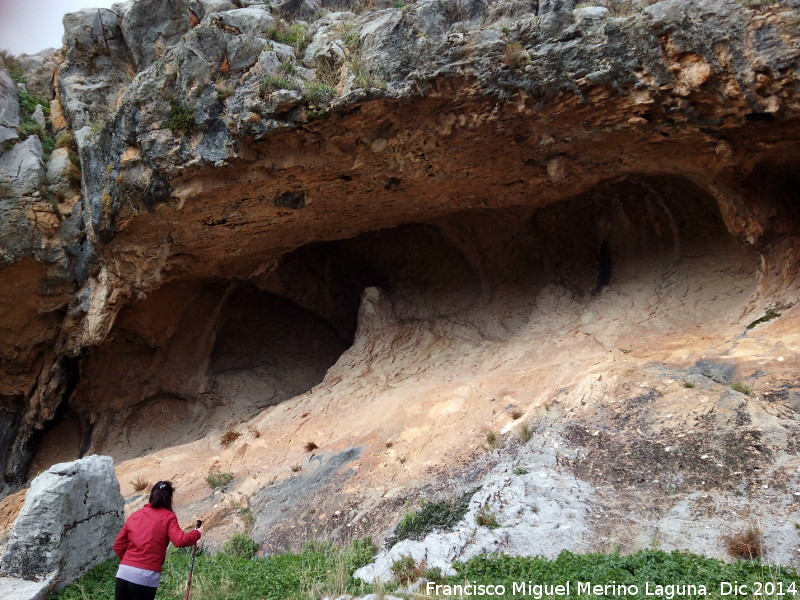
[185, 520, 202, 600]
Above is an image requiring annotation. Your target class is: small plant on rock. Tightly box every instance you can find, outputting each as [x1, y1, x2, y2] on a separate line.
[723, 525, 763, 560]
[502, 41, 530, 68]
[476, 504, 500, 529]
[223, 532, 260, 558]
[485, 429, 503, 450]
[390, 555, 425, 584]
[731, 381, 752, 396]
[164, 103, 196, 134]
[220, 430, 241, 447]
[303, 81, 335, 105]
[130, 476, 149, 492]
[683, 380, 696, 389]
[205, 470, 234, 489]
[517, 423, 532, 444]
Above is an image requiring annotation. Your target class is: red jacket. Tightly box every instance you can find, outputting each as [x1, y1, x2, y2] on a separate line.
[113, 504, 201, 572]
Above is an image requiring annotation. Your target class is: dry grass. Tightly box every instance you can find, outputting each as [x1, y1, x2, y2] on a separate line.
[723, 525, 763, 559]
[220, 430, 242, 447]
[485, 429, 504, 450]
[291, 464, 303, 472]
[502, 42, 529, 68]
[510, 408, 523, 420]
[130, 476, 149, 492]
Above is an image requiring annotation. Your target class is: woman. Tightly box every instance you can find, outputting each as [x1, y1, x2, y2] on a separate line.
[113, 481, 202, 600]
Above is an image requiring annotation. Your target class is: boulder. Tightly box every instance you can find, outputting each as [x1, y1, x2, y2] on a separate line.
[0, 455, 124, 590]
[0, 69, 20, 145]
[46, 147, 73, 187]
[0, 137, 44, 196]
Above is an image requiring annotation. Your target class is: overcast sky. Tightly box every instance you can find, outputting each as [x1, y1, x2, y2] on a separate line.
[0, 0, 119, 56]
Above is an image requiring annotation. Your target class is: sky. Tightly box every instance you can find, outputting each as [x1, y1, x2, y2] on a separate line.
[0, 0, 119, 56]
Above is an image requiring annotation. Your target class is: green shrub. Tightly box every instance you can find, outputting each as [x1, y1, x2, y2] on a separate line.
[683, 380, 696, 388]
[385, 490, 474, 548]
[205, 470, 234, 489]
[512, 467, 529, 476]
[0, 50, 26, 83]
[260, 75, 298, 94]
[16, 89, 49, 120]
[746, 307, 783, 329]
[390, 555, 422, 584]
[268, 20, 311, 54]
[303, 81, 335, 104]
[224, 532, 260, 558]
[731, 381, 752, 396]
[164, 103, 196, 134]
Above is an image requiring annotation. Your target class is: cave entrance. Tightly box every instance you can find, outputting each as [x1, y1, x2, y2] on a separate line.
[29, 173, 758, 466]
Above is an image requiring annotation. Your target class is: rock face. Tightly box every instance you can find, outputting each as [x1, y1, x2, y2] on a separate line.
[0, 137, 44, 196]
[0, 0, 799, 568]
[0, 455, 123, 591]
[0, 69, 20, 145]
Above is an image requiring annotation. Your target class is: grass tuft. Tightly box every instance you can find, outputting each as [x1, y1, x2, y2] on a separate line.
[205, 470, 234, 489]
[731, 381, 753, 396]
[130, 476, 149, 492]
[723, 526, 763, 560]
[385, 490, 475, 548]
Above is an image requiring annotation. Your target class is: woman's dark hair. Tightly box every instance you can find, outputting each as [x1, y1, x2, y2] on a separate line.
[149, 481, 174, 511]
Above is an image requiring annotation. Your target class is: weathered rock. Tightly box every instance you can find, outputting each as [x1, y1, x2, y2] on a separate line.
[31, 105, 46, 130]
[0, 137, 44, 196]
[18, 49, 60, 102]
[117, 0, 206, 71]
[0, 573, 56, 600]
[573, 5, 609, 20]
[270, 0, 321, 20]
[46, 148, 72, 188]
[0, 456, 123, 589]
[303, 12, 356, 66]
[0, 69, 20, 145]
[201, 6, 275, 37]
[59, 8, 133, 130]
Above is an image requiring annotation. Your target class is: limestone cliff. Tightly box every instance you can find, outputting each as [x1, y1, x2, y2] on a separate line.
[0, 0, 799, 566]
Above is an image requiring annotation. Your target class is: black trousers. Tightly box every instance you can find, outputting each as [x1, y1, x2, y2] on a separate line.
[115, 577, 158, 600]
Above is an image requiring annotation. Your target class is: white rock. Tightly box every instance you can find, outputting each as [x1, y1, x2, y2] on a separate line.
[202, 7, 275, 37]
[0, 136, 44, 195]
[0, 455, 124, 591]
[0, 573, 56, 600]
[573, 6, 610, 20]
